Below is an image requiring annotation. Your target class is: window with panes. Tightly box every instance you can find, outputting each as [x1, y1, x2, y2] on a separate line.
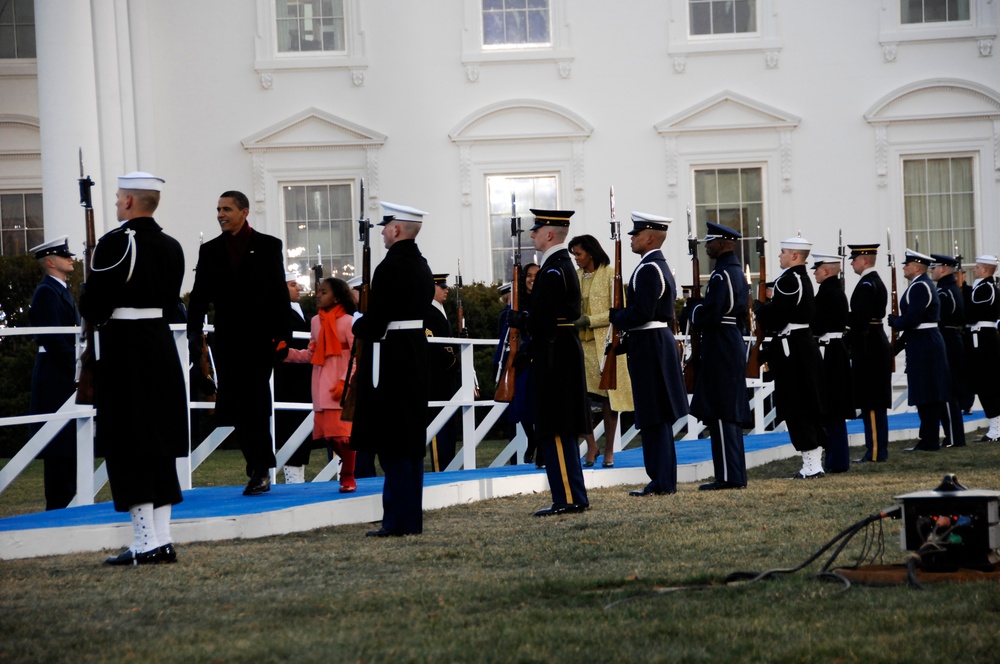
[276, 0, 346, 53]
[689, 0, 757, 36]
[902, 156, 975, 258]
[900, 0, 970, 24]
[0, 0, 35, 58]
[487, 174, 558, 282]
[282, 183, 355, 290]
[693, 167, 764, 280]
[0, 192, 44, 257]
[482, 0, 551, 48]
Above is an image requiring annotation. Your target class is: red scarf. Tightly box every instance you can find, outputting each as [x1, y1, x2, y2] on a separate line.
[313, 305, 346, 366]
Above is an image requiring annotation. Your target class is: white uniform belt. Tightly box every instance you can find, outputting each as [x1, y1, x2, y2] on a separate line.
[721, 316, 737, 325]
[385, 320, 422, 332]
[631, 321, 671, 331]
[372, 319, 423, 389]
[38, 347, 46, 353]
[969, 321, 998, 331]
[916, 322, 937, 330]
[818, 332, 844, 343]
[111, 307, 161, 320]
[778, 323, 810, 336]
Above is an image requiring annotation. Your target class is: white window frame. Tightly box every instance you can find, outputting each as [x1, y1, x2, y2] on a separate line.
[0, 190, 43, 257]
[254, 0, 368, 87]
[280, 180, 357, 290]
[485, 172, 560, 283]
[667, 0, 782, 71]
[879, 0, 996, 60]
[691, 164, 768, 280]
[461, 0, 573, 82]
[900, 153, 978, 257]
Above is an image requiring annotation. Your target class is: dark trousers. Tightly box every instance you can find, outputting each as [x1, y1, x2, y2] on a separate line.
[539, 433, 588, 507]
[915, 402, 944, 450]
[278, 410, 313, 467]
[823, 418, 850, 472]
[860, 408, 889, 461]
[785, 417, 827, 453]
[235, 417, 276, 478]
[942, 399, 966, 447]
[640, 422, 677, 494]
[378, 455, 424, 535]
[429, 412, 457, 472]
[43, 456, 76, 511]
[707, 419, 747, 486]
[354, 450, 377, 478]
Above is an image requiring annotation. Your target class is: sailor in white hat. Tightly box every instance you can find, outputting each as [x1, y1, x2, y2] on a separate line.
[967, 254, 1000, 441]
[754, 234, 829, 478]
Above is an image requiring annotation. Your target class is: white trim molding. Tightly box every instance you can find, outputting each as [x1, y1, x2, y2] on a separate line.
[666, 0, 783, 72]
[878, 0, 997, 61]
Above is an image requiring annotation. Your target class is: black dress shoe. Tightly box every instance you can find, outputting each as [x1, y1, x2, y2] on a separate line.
[903, 445, 939, 452]
[105, 548, 161, 566]
[159, 543, 177, 563]
[852, 456, 872, 464]
[790, 471, 825, 479]
[533, 503, 589, 517]
[243, 475, 271, 496]
[365, 528, 404, 537]
[978, 435, 999, 442]
[629, 483, 673, 497]
[698, 480, 747, 491]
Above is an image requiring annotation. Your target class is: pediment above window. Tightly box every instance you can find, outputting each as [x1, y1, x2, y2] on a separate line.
[449, 99, 593, 143]
[864, 78, 1000, 124]
[241, 108, 387, 152]
[655, 91, 800, 135]
[0, 114, 41, 158]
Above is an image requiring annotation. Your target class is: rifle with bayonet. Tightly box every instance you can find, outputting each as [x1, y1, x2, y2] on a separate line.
[682, 206, 701, 394]
[76, 149, 98, 405]
[598, 186, 622, 390]
[494, 193, 521, 403]
[887, 227, 899, 372]
[339, 179, 372, 420]
[746, 221, 767, 379]
[456, 259, 467, 338]
[312, 244, 323, 286]
[838, 228, 846, 293]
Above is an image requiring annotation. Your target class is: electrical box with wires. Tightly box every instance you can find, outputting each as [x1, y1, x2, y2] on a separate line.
[895, 474, 1000, 571]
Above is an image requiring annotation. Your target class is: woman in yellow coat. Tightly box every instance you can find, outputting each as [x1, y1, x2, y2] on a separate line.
[569, 234, 634, 467]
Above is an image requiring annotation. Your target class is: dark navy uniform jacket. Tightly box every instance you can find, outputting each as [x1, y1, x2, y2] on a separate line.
[813, 277, 854, 419]
[965, 276, 1000, 416]
[28, 275, 81, 457]
[936, 273, 966, 404]
[688, 250, 750, 423]
[610, 249, 689, 428]
[891, 272, 950, 405]
[848, 269, 892, 410]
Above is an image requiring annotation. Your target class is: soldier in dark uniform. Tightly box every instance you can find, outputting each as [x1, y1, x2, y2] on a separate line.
[810, 254, 853, 473]
[889, 249, 951, 452]
[610, 212, 689, 497]
[426, 273, 460, 471]
[755, 237, 828, 478]
[966, 255, 1000, 441]
[511, 209, 591, 515]
[79, 172, 187, 565]
[188, 191, 291, 497]
[847, 244, 892, 462]
[929, 254, 967, 448]
[686, 222, 750, 490]
[275, 273, 314, 483]
[353, 202, 434, 536]
[27, 237, 81, 510]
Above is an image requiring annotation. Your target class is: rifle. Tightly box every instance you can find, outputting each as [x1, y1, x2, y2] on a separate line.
[456, 258, 467, 338]
[598, 186, 622, 390]
[75, 149, 97, 405]
[838, 228, 846, 293]
[339, 179, 372, 420]
[682, 206, 701, 394]
[746, 221, 767, 379]
[887, 227, 899, 372]
[494, 193, 522, 403]
[312, 244, 323, 287]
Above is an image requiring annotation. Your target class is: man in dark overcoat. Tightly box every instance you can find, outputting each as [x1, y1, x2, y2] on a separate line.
[965, 254, 1000, 441]
[79, 171, 187, 565]
[187, 190, 291, 496]
[512, 209, 591, 515]
[811, 254, 853, 473]
[847, 244, 892, 462]
[686, 222, 750, 490]
[425, 273, 460, 472]
[28, 237, 81, 510]
[274, 273, 314, 483]
[755, 237, 828, 478]
[352, 202, 434, 536]
[610, 212, 689, 497]
[889, 249, 951, 452]
[930, 254, 967, 447]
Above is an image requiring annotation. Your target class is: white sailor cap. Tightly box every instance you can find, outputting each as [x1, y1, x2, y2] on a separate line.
[975, 254, 999, 266]
[903, 249, 934, 266]
[378, 201, 428, 225]
[118, 171, 164, 191]
[498, 281, 512, 295]
[30, 235, 75, 259]
[627, 212, 672, 235]
[810, 253, 841, 270]
[346, 275, 364, 289]
[780, 237, 812, 251]
[284, 271, 299, 282]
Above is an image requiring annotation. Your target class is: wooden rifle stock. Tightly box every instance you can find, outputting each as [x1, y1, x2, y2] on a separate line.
[494, 264, 519, 403]
[746, 249, 767, 379]
[76, 154, 97, 405]
[339, 181, 371, 421]
[598, 227, 622, 390]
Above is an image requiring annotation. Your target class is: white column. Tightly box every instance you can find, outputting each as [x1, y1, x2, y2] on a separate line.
[34, 0, 103, 251]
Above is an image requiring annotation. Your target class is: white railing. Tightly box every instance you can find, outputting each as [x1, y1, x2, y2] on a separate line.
[1, 324, 915, 508]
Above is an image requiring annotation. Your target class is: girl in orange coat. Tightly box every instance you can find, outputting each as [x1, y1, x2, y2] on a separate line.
[285, 277, 358, 492]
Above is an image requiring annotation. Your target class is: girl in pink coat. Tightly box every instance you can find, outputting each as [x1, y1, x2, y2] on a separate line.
[286, 277, 357, 492]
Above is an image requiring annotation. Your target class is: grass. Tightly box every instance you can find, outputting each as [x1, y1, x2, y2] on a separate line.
[2, 430, 1000, 662]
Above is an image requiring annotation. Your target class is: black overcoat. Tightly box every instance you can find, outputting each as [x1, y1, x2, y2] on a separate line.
[425, 303, 459, 401]
[848, 269, 892, 409]
[28, 275, 80, 457]
[78, 217, 188, 459]
[351, 239, 433, 459]
[187, 228, 291, 425]
[891, 273, 950, 405]
[936, 273, 966, 405]
[273, 305, 313, 445]
[610, 250, 689, 428]
[755, 264, 825, 422]
[813, 277, 854, 419]
[525, 247, 592, 436]
[964, 276, 1000, 416]
[688, 251, 751, 423]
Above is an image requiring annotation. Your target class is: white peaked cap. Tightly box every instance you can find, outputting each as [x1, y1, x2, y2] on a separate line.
[118, 171, 164, 191]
